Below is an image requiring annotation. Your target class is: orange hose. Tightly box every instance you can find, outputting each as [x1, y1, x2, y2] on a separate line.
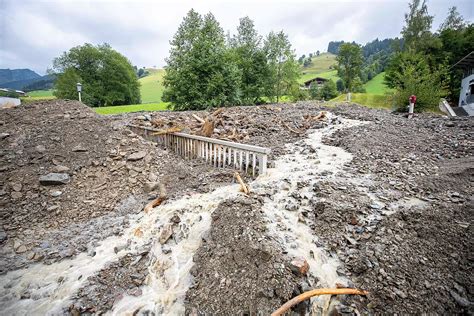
[271, 288, 368, 316]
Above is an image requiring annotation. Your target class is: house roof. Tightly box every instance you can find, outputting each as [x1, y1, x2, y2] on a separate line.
[452, 51, 474, 70]
[303, 77, 328, 85]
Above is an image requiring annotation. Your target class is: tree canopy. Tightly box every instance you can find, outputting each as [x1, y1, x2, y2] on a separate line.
[335, 43, 363, 93]
[52, 43, 140, 107]
[162, 10, 300, 110]
[264, 31, 300, 103]
[229, 17, 269, 105]
[384, 0, 473, 110]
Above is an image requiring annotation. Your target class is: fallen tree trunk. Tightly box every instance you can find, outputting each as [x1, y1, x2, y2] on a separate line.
[271, 288, 368, 316]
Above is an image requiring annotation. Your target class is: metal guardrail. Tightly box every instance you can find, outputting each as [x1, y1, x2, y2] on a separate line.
[128, 124, 270, 176]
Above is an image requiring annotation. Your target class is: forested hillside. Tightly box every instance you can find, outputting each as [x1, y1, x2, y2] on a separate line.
[0, 69, 40, 85]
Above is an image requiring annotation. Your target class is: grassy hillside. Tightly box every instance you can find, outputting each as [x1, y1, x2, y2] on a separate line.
[332, 93, 392, 109]
[299, 53, 338, 83]
[139, 68, 165, 103]
[332, 72, 393, 109]
[364, 72, 392, 94]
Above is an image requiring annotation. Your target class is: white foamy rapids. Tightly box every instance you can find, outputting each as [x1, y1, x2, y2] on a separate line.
[109, 184, 240, 315]
[0, 184, 240, 316]
[252, 116, 366, 314]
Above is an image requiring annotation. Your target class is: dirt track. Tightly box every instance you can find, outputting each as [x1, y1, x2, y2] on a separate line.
[0, 100, 472, 314]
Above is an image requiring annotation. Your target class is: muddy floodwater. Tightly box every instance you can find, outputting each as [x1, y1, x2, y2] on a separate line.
[1, 114, 363, 315]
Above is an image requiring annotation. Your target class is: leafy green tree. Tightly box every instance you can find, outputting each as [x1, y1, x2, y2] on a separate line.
[290, 86, 309, 101]
[316, 50, 320, 56]
[138, 68, 145, 77]
[263, 31, 300, 102]
[439, 6, 466, 31]
[401, 0, 434, 52]
[163, 10, 241, 110]
[352, 76, 366, 93]
[336, 79, 345, 92]
[53, 43, 140, 107]
[229, 16, 268, 104]
[54, 68, 82, 101]
[385, 52, 447, 111]
[309, 84, 320, 100]
[319, 80, 338, 100]
[335, 43, 363, 93]
[438, 24, 474, 101]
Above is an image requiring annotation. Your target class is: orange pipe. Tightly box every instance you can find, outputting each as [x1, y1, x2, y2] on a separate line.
[271, 288, 368, 316]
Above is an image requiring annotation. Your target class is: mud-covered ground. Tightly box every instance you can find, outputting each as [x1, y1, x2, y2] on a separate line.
[0, 100, 472, 314]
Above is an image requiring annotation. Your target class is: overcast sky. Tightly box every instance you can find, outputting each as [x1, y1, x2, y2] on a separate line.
[0, 0, 472, 75]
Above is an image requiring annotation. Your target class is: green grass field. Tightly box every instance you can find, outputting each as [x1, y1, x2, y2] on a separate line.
[21, 90, 56, 103]
[94, 102, 169, 115]
[27, 90, 55, 97]
[139, 68, 165, 104]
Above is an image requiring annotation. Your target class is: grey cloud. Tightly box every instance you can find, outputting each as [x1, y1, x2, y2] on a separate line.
[0, 0, 472, 75]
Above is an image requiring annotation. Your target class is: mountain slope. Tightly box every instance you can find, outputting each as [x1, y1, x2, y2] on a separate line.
[299, 53, 337, 83]
[0, 69, 41, 85]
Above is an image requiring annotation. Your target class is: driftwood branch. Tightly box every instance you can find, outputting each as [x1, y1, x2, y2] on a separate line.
[212, 108, 224, 117]
[144, 183, 167, 213]
[281, 121, 304, 134]
[234, 172, 249, 195]
[151, 127, 182, 135]
[271, 288, 368, 316]
[192, 114, 205, 124]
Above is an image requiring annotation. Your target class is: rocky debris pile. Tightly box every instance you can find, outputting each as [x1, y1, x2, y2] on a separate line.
[185, 196, 303, 314]
[0, 100, 222, 273]
[70, 251, 150, 314]
[307, 104, 473, 314]
[2, 100, 472, 315]
[126, 103, 331, 159]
